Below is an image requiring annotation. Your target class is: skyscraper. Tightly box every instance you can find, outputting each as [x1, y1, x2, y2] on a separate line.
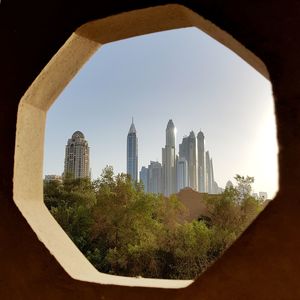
[177, 157, 188, 191]
[188, 131, 197, 190]
[64, 131, 90, 179]
[210, 158, 218, 194]
[179, 131, 197, 191]
[139, 166, 148, 192]
[162, 119, 177, 196]
[206, 151, 212, 193]
[197, 131, 206, 192]
[148, 161, 163, 194]
[127, 118, 138, 182]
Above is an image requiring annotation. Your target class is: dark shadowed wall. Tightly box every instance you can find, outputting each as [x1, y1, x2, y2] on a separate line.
[1, 1, 300, 299]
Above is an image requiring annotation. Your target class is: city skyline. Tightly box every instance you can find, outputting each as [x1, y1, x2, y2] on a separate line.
[49, 119, 267, 197]
[140, 119, 222, 196]
[43, 27, 277, 197]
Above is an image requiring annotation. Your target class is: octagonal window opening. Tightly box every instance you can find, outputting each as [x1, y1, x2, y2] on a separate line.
[14, 4, 277, 289]
[43, 26, 278, 281]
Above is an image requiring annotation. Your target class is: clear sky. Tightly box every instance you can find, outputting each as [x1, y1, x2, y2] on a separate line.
[44, 27, 278, 198]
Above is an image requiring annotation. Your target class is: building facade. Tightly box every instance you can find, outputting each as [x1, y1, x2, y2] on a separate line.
[139, 166, 148, 192]
[148, 161, 163, 194]
[179, 131, 197, 191]
[162, 119, 177, 196]
[197, 131, 206, 192]
[127, 119, 138, 182]
[206, 151, 212, 193]
[64, 131, 90, 179]
[177, 157, 188, 191]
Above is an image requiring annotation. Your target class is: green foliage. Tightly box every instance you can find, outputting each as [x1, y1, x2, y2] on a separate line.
[207, 175, 264, 258]
[44, 169, 264, 280]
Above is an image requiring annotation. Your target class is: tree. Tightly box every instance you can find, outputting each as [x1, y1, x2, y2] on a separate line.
[44, 168, 264, 280]
[207, 174, 264, 260]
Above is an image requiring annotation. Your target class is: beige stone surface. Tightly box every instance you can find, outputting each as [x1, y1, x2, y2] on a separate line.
[1, 1, 300, 299]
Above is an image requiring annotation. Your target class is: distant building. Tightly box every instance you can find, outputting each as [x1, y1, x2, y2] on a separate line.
[179, 131, 197, 191]
[206, 151, 212, 193]
[218, 186, 225, 194]
[44, 175, 62, 182]
[64, 131, 90, 179]
[197, 131, 206, 193]
[139, 162, 163, 194]
[127, 118, 138, 182]
[252, 192, 258, 198]
[210, 158, 218, 193]
[162, 119, 177, 196]
[139, 166, 148, 192]
[148, 161, 163, 194]
[212, 180, 222, 194]
[259, 192, 268, 200]
[177, 157, 188, 191]
[226, 180, 234, 189]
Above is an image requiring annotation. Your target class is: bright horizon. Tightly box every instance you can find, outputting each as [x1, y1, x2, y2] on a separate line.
[44, 27, 278, 198]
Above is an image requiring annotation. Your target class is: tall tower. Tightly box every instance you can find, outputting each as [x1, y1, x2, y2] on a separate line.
[148, 161, 163, 194]
[197, 131, 206, 192]
[177, 157, 188, 191]
[162, 119, 177, 196]
[64, 131, 90, 179]
[127, 118, 138, 182]
[210, 157, 219, 194]
[210, 158, 215, 193]
[206, 151, 212, 193]
[188, 131, 197, 190]
[179, 131, 197, 191]
[139, 166, 148, 192]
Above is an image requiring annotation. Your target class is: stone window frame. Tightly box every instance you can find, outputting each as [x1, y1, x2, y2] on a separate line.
[13, 4, 269, 289]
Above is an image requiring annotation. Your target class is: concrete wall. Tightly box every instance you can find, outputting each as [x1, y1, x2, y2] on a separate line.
[1, 1, 300, 299]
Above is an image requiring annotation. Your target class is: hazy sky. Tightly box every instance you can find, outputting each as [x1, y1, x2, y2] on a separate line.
[44, 27, 278, 198]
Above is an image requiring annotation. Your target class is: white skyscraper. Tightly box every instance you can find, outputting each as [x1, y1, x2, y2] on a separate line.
[64, 131, 90, 179]
[188, 131, 197, 190]
[162, 119, 177, 196]
[179, 131, 197, 191]
[148, 161, 163, 194]
[197, 131, 206, 192]
[177, 157, 188, 191]
[206, 151, 212, 193]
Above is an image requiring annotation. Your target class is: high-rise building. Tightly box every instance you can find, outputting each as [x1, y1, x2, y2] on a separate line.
[127, 118, 138, 182]
[139, 166, 148, 192]
[188, 131, 197, 190]
[162, 119, 177, 196]
[206, 151, 212, 193]
[148, 161, 163, 194]
[197, 131, 206, 192]
[177, 157, 188, 191]
[64, 131, 90, 179]
[210, 158, 215, 193]
[179, 136, 189, 162]
[179, 131, 197, 191]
